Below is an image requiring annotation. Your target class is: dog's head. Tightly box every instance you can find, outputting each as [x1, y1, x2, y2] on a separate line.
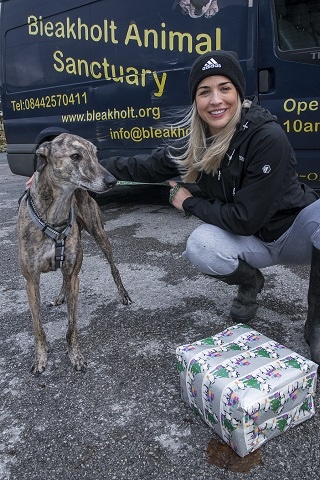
[35, 133, 117, 193]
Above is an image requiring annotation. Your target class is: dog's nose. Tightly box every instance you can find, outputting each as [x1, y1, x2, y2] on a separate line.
[104, 173, 117, 189]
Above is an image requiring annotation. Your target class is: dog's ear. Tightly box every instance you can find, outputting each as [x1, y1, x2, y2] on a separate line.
[35, 142, 51, 172]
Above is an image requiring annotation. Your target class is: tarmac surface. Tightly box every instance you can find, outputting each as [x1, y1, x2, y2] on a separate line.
[0, 152, 319, 480]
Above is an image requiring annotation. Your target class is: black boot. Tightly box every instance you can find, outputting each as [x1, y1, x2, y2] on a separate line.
[214, 259, 264, 322]
[304, 246, 320, 364]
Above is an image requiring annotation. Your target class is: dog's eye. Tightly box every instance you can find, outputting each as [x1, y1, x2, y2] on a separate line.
[70, 153, 81, 161]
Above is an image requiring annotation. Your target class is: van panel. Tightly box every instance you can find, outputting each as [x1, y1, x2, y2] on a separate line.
[0, 0, 253, 175]
[0, 0, 319, 189]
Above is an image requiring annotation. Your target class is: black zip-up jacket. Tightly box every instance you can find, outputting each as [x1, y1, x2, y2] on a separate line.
[102, 98, 318, 242]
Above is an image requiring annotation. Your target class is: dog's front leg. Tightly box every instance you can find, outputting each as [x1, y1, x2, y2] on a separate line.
[63, 272, 87, 372]
[76, 192, 132, 305]
[90, 225, 132, 305]
[25, 275, 48, 375]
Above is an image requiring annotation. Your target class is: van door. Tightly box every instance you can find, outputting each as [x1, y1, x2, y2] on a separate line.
[258, 0, 320, 189]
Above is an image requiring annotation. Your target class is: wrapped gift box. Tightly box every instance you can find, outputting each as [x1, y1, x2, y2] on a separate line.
[176, 324, 317, 457]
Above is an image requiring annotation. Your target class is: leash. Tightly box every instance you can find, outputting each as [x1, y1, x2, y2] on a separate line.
[22, 189, 74, 270]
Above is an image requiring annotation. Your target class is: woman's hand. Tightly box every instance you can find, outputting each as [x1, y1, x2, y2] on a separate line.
[168, 180, 192, 211]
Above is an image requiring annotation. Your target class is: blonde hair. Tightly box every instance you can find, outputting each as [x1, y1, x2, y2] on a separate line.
[169, 98, 252, 182]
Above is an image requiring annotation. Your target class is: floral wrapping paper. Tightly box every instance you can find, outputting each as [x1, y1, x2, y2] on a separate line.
[176, 324, 318, 457]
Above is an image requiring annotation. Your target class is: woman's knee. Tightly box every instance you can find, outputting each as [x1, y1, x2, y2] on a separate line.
[182, 225, 238, 275]
[311, 226, 320, 250]
[183, 226, 210, 264]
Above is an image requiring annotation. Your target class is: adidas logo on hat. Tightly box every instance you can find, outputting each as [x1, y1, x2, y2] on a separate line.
[202, 57, 221, 70]
[189, 50, 246, 101]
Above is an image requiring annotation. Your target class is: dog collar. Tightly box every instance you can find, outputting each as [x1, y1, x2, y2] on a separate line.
[24, 189, 74, 269]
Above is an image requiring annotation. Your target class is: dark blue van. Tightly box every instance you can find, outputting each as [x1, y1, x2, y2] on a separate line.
[0, 0, 319, 186]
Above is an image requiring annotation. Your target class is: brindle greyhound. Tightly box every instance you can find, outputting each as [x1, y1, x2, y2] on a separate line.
[17, 133, 131, 375]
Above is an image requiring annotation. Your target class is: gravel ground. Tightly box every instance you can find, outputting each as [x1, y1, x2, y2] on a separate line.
[0, 152, 319, 480]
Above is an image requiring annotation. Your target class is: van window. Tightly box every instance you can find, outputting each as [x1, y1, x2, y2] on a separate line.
[274, 0, 320, 51]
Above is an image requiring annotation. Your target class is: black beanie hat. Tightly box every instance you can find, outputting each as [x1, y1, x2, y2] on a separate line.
[188, 50, 246, 102]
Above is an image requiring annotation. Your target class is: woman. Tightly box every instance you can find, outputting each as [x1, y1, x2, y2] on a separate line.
[101, 50, 320, 364]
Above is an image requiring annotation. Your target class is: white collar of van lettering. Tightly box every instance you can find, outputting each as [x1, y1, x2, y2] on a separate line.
[202, 58, 221, 70]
